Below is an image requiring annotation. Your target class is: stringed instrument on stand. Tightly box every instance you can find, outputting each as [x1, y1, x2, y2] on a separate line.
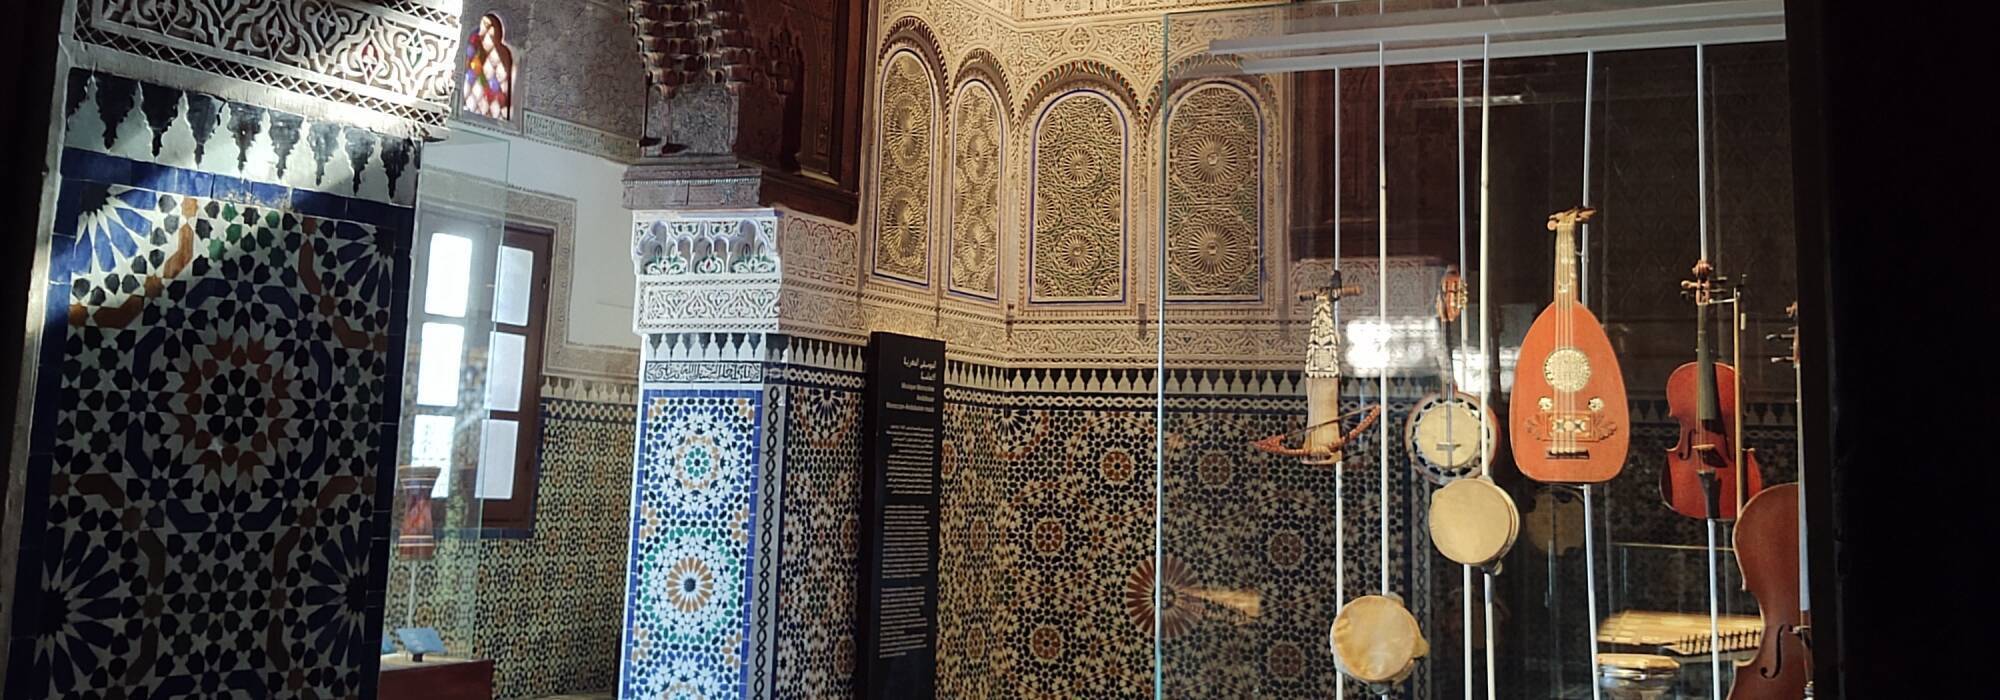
[1253, 269, 1381, 463]
[1662, 260, 1764, 521]
[1511, 207, 1630, 483]
[1727, 303, 1809, 700]
[1421, 266, 1520, 572]
[1408, 266, 1502, 485]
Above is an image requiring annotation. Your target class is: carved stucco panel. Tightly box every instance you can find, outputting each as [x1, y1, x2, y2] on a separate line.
[1030, 91, 1126, 303]
[949, 80, 1003, 298]
[1165, 82, 1261, 300]
[873, 50, 938, 285]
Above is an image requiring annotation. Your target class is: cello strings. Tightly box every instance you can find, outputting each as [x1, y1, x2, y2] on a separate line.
[1580, 49, 1606, 700]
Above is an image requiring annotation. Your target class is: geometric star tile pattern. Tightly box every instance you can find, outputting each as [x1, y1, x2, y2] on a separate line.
[13, 136, 409, 699]
[619, 389, 763, 700]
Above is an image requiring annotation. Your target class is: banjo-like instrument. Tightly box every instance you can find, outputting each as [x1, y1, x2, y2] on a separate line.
[1419, 265, 1521, 572]
[1406, 266, 1502, 484]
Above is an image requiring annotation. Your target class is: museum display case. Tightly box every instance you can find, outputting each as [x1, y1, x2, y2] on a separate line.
[379, 129, 511, 681]
[1155, 0, 1804, 697]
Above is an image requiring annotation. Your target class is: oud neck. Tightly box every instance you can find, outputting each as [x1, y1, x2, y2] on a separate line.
[1553, 221, 1580, 302]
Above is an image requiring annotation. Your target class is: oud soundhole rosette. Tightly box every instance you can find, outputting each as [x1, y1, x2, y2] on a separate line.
[1542, 347, 1593, 393]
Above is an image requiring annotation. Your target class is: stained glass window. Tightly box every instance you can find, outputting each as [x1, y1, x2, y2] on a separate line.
[462, 13, 515, 120]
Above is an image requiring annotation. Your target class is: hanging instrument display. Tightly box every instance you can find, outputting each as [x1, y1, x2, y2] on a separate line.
[1330, 594, 1430, 689]
[1332, 43, 1428, 696]
[1422, 266, 1520, 572]
[1662, 260, 1765, 521]
[1727, 303, 1810, 700]
[1252, 269, 1380, 464]
[1429, 478, 1520, 571]
[1407, 266, 1501, 485]
[1510, 207, 1630, 484]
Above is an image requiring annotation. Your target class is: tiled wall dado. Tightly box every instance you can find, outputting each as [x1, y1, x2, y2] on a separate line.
[7, 70, 415, 699]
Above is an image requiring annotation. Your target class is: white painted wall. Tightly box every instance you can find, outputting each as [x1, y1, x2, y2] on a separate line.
[427, 124, 638, 352]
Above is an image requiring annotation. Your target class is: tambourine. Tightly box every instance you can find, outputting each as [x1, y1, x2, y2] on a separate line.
[1428, 477, 1521, 572]
[1329, 594, 1429, 689]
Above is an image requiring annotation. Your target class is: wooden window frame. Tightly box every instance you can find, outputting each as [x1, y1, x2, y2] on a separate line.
[478, 225, 553, 534]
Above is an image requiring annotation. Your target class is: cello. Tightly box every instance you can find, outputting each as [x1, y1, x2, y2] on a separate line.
[1727, 303, 1809, 700]
[1662, 260, 1764, 520]
[1510, 207, 1630, 483]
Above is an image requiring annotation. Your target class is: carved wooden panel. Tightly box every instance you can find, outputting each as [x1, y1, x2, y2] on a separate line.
[873, 50, 937, 284]
[949, 80, 1003, 299]
[1030, 91, 1125, 303]
[1165, 82, 1261, 300]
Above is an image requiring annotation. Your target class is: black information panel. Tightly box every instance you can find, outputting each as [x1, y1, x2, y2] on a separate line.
[856, 331, 944, 699]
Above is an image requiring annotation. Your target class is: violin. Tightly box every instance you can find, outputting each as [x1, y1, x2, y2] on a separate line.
[1727, 303, 1809, 700]
[1510, 207, 1630, 483]
[1661, 260, 1764, 521]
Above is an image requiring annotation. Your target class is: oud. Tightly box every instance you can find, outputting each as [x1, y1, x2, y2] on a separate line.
[1510, 207, 1629, 483]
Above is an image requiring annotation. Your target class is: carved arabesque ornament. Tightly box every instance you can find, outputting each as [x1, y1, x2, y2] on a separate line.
[1166, 82, 1260, 299]
[949, 80, 1003, 298]
[74, 0, 460, 130]
[873, 51, 937, 283]
[1031, 92, 1125, 302]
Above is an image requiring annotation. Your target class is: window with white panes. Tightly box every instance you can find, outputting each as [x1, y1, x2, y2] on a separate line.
[408, 224, 552, 535]
[478, 227, 552, 531]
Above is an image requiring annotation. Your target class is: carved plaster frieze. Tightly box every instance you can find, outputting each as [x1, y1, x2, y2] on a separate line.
[70, 0, 461, 136]
[631, 209, 783, 335]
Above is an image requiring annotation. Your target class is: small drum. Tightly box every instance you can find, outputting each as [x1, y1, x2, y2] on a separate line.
[1597, 652, 1680, 700]
[1329, 595, 1429, 689]
[1428, 477, 1521, 571]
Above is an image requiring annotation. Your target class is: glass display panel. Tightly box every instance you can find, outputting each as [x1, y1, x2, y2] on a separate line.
[1158, 1, 1802, 697]
[385, 127, 509, 669]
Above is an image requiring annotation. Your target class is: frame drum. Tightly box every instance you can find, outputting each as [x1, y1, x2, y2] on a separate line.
[1329, 595, 1429, 687]
[1428, 478, 1521, 569]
